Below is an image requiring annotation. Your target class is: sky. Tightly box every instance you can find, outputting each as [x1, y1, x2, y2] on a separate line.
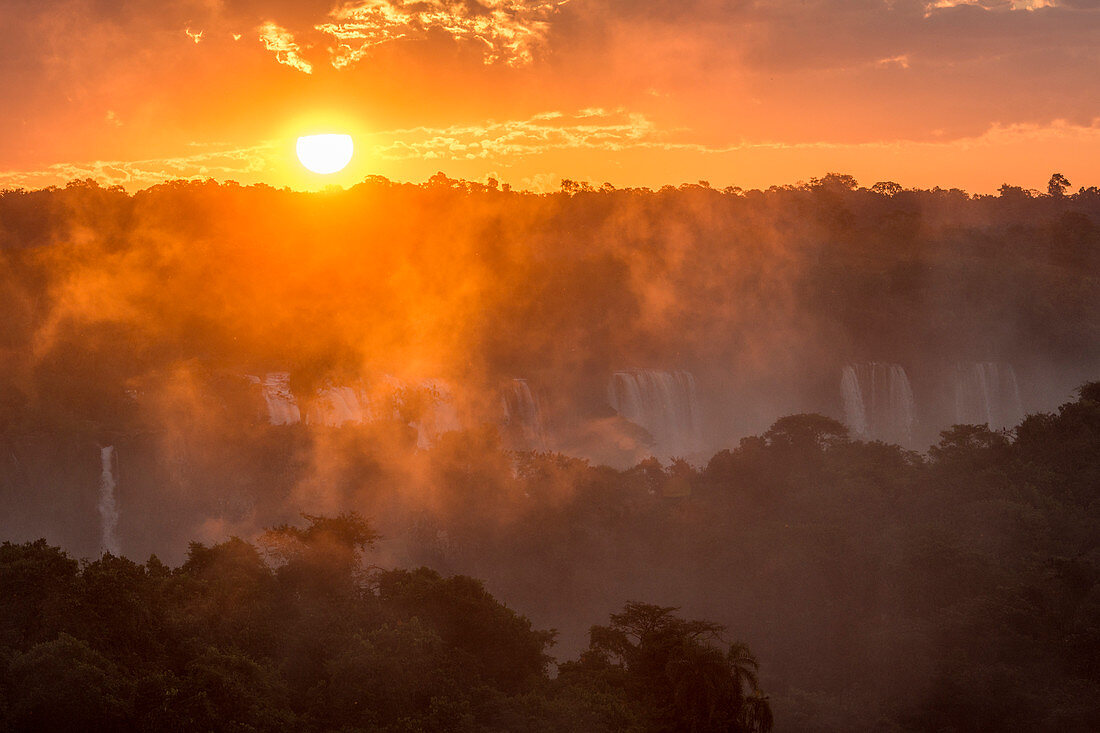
[1, 0, 1098, 193]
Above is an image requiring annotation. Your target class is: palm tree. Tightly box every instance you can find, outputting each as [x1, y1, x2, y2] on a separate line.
[726, 641, 760, 695]
[739, 690, 774, 733]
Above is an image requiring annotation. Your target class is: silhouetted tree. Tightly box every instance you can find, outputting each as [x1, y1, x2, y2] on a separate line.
[1048, 172, 1071, 197]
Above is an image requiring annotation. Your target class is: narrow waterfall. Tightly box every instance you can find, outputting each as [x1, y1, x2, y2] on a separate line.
[502, 379, 545, 449]
[841, 365, 868, 439]
[608, 370, 702, 456]
[99, 446, 120, 555]
[840, 363, 915, 446]
[953, 362, 1024, 429]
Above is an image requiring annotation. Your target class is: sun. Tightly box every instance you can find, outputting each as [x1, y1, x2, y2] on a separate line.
[296, 134, 354, 175]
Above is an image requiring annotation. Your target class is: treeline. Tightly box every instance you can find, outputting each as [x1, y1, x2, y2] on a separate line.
[1, 174, 1098, 439]
[0, 513, 771, 732]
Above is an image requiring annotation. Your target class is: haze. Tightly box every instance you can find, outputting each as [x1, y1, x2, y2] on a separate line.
[1, 2, 1099, 732]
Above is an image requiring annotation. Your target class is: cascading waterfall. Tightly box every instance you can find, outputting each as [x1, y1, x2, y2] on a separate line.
[502, 379, 545, 449]
[608, 370, 702, 456]
[247, 372, 301, 425]
[99, 446, 120, 555]
[368, 376, 462, 448]
[840, 363, 915, 446]
[953, 362, 1024, 429]
[245, 371, 463, 444]
[307, 384, 372, 426]
[409, 379, 462, 449]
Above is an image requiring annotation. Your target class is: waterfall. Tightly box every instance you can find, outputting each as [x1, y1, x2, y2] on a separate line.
[307, 384, 372, 426]
[953, 362, 1024, 429]
[840, 363, 915, 446]
[99, 446, 120, 555]
[841, 365, 868, 439]
[371, 377, 462, 448]
[502, 379, 545, 449]
[411, 379, 462, 449]
[608, 370, 702, 456]
[250, 372, 301, 425]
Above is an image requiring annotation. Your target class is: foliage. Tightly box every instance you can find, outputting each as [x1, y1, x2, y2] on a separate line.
[0, 514, 768, 732]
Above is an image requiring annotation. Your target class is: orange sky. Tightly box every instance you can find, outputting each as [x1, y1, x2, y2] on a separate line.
[1, 0, 1098, 193]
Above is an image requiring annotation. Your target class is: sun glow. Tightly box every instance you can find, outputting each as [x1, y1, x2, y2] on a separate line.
[296, 134, 354, 174]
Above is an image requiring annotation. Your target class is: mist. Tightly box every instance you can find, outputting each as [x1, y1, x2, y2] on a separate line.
[1, 174, 1099, 730]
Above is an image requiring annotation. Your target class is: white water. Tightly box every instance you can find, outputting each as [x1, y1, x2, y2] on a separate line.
[840, 366, 868, 439]
[409, 379, 462, 449]
[953, 362, 1024, 429]
[307, 384, 372, 426]
[99, 446, 120, 555]
[840, 363, 915, 446]
[247, 372, 301, 425]
[502, 379, 545, 449]
[608, 370, 702, 456]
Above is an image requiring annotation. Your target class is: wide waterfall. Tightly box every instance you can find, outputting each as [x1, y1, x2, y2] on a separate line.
[307, 384, 372, 426]
[502, 379, 545, 449]
[608, 370, 702, 457]
[953, 362, 1024, 429]
[841, 363, 915, 446]
[248, 372, 301, 425]
[99, 446, 120, 555]
[245, 371, 463, 445]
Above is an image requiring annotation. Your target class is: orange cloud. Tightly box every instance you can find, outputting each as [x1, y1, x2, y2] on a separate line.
[317, 0, 567, 69]
[372, 108, 659, 160]
[925, 0, 1060, 12]
[0, 143, 276, 191]
[258, 21, 314, 74]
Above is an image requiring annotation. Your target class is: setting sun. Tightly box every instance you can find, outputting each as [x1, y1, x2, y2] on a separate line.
[296, 133, 354, 175]
[1, 3, 1099, 730]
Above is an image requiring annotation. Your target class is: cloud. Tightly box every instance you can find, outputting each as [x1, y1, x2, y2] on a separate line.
[316, 0, 568, 69]
[925, 0, 1060, 10]
[0, 143, 277, 191]
[258, 21, 314, 73]
[371, 108, 660, 160]
[875, 54, 911, 68]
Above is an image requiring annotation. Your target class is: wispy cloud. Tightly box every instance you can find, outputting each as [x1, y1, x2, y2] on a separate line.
[925, 0, 1060, 13]
[369, 109, 1100, 162]
[0, 144, 276, 191]
[875, 54, 910, 69]
[317, 0, 567, 69]
[371, 108, 661, 160]
[258, 21, 313, 74]
[4, 115, 1099, 193]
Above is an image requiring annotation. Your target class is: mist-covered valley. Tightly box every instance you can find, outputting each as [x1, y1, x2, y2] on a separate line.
[2, 175, 1099, 730]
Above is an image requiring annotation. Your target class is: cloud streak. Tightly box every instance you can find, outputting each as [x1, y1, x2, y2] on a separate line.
[259, 21, 314, 74]
[317, 0, 568, 68]
[371, 108, 659, 160]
